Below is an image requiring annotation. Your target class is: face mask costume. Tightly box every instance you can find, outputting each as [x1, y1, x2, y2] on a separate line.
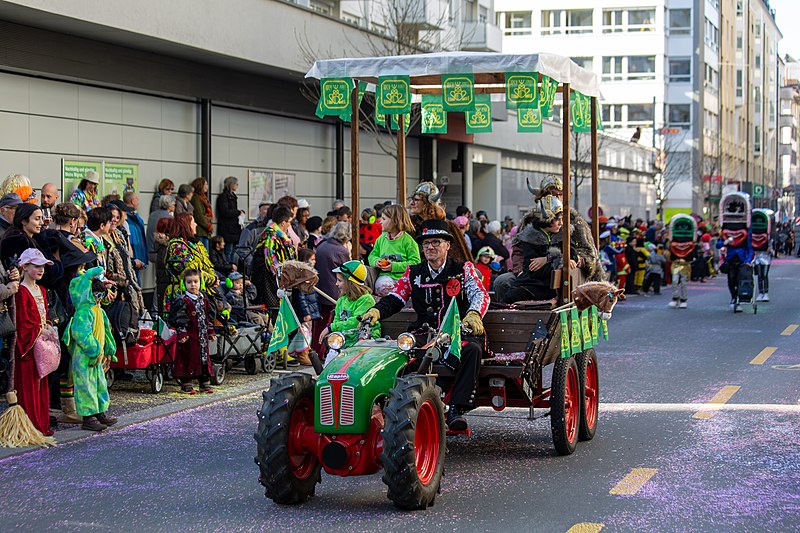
[750, 209, 771, 252]
[719, 192, 751, 248]
[668, 213, 697, 259]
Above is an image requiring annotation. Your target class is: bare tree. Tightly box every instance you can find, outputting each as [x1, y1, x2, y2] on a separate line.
[653, 129, 692, 220]
[570, 131, 608, 211]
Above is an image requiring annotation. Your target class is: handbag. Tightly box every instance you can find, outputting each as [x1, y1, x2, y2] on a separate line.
[33, 324, 61, 379]
[0, 300, 14, 337]
[46, 289, 69, 328]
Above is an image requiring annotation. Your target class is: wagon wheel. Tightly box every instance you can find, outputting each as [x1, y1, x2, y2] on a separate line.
[381, 376, 446, 510]
[550, 356, 580, 455]
[211, 363, 226, 386]
[149, 367, 164, 394]
[244, 356, 257, 375]
[576, 349, 599, 441]
[254, 373, 321, 504]
[105, 369, 115, 389]
[261, 353, 277, 374]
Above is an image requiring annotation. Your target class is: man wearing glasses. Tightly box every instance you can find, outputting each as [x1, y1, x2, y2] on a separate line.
[363, 219, 490, 431]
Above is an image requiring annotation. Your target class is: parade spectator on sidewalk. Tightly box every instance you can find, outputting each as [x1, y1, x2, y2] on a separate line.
[0, 193, 21, 239]
[0, 203, 61, 290]
[476, 220, 510, 268]
[104, 203, 145, 318]
[122, 192, 148, 277]
[209, 235, 236, 277]
[149, 178, 175, 214]
[252, 205, 296, 309]
[147, 195, 175, 261]
[69, 171, 101, 212]
[216, 176, 244, 262]
[40, 183, 58, 228]
[189, 177, 213, 250]
[235, 202, 270, 275]
[292, 199, 311, 247]
[304, 216, 323, 252]
[163, 213, 217, 313]
[174, 184, 193, 216]
[82, 207, 112, 270]
[312, 221, 351, 356]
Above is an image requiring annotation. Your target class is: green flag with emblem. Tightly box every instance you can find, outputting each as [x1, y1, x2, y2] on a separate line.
[439, 298, 462, 359]
[390, 113, 410, 132]
[465, 94, 492, 133]
[570, 307, 582, 355]
[571, 91, 592, 133]
[267, 296, 300, 354]
[581, 309, 592, 350]
[517, 106, 543, 133]
[421, 94, 448, 134]
[540, 75, 558, 118]
[377, 75, 411, 116]
[505, 72, 539, 109]
[317, 78, 353, 119]
[559, 311, 570, 358]
[442, 73, 475, 111]
[590, 306, 599, 344]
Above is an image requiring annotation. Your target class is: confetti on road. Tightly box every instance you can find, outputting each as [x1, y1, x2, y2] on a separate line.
[693, 386, 741, 419]
[750, 347, 777, 365]
[609, 468, 658, 495]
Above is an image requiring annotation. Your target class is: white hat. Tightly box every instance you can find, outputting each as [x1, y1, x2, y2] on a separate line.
[297, 198, 310, 209]
[600, 230, 611, 239]
[84, 170, 99, 184]
[605, 220, 618, 228]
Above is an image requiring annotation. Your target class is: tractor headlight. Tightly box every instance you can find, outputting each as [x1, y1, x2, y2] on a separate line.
[397, 333, 416, 352]
[327, 332, 345, 350]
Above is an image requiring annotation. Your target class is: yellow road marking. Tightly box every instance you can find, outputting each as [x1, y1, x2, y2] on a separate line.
[692, 386, 741, 419]
[781, 324, 799, 336]
[609, 468, 658, 495]
[750, 347, 777, 365]
[567, 524, 604, 533]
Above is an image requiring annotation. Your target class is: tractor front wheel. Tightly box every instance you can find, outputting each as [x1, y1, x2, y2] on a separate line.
[381, 376, 446, 510]
[254, 373, 320, 505]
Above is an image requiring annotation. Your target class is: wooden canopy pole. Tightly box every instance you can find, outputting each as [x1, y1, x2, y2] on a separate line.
[397, 114, 407, 206]
[561, 84, 572, 304]
[350, 87, 360, 260]
[590, 96, 600, 248]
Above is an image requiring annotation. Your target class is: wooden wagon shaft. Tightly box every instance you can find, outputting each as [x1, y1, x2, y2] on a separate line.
[350, 86, 360, 260]
[591, 96, 600, 248]
[561, 83, 572, 304]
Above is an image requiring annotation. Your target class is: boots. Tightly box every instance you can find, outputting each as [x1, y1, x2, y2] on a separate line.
[96, 412, 118, 426]
[82, 415, 107, 432]
[297, 350, 313, 367]
[58, 397, 83, 425]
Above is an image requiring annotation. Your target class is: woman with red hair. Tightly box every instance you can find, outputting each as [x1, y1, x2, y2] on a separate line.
[162, 213, 217, 312]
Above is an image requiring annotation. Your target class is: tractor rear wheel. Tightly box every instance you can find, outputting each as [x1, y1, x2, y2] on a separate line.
[576, 349, 599, 441]
[550, 356, 580, 455]
[381, 376, 446, 510]
[254, 373, 320, 505]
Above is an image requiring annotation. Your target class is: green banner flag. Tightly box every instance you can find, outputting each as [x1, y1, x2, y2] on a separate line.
[421, 94, 448, 134]
[559, 311, 570, 359]
[581, 309, 593, 350]
[505, 72, 539, 109]
[590, 306, 599, 345]
[540, 75, 558, 118]
[600, 318, 609, 341]
[377, 75, 411, 116]
[570, 308, 582, 355]
[465, 94, 492, 133]
[390, 113, 410, 132]
[357, 80, 367, 106]
[439, 298, 462, 360]
[571, 91, 592, 133]
[267, 296, 300, 354]
[517, 107, 543, 133]
[318, 78, 353, 119]
[442, 73, 475, 111]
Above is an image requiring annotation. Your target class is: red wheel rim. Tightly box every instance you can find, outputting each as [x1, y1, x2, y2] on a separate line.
[414, 400, 441, 485]
[288, 398, 316, 480]
[584, 356, 598, 430]
[565, 366, 579, 444]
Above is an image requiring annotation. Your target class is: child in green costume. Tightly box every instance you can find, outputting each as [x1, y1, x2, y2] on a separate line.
[63, 267, 118, 432]
[368, 204, 421, 297]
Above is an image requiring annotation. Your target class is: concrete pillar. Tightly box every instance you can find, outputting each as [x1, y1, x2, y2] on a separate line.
[463, 143, 473, 210]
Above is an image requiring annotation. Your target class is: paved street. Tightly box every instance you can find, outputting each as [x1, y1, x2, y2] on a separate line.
[1, 260, 799, 532]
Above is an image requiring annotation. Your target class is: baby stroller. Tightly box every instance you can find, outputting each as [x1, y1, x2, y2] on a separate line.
[735, 263, 757, 314]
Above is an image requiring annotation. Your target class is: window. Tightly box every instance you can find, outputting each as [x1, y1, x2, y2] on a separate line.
[542, 9, 593, 35]
[669, 58, 691, 82]
[602, 9, 623, 33]
[571, 56, 594, 71]
[602, 56, 624, 81]
[628, 56, 656, 80]
[736, 33, 743, 50]
[628, 9, 655, 32]
[754, 125, 761, 153]
[628, 103, 654, 125]
[541, 10, 564, 35]
[755, 55, 761, 69]
[479, 6, 488, 23]
[705, 18, 719, 50]
[567, 9, 593, 33]
[736, 69, 743, 98]
[754, 86, 761, 113]
[341, 11, 361, 26]
[602, 104, 622, 126]
[310, 0, 333, 15]
[371, 22, 387, 35]
[667, 104, 691, 126]
[705, 64, 719, 94]
[501, 11, 532, 35]
[668, 9, 691, 35]
[737, 0, 743, 16]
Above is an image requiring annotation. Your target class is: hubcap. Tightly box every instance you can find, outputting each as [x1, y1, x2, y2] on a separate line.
[414, 400, 441, 485]
[565, 366, 579, 443]
[288, 398, 316, 480]
[584, 357, 598, 430]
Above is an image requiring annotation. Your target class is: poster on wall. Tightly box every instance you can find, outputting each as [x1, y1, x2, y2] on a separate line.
[62, 159, 103, 199]
[248, 170, 273, 219]
[273, 172, 296, 201]
[104, 163, 139, 197]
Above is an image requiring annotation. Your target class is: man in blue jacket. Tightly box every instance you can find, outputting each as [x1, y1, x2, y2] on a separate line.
[123, 192, 149, 282]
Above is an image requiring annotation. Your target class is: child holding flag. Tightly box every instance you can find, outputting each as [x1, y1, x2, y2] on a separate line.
[319, 260, 381, 366]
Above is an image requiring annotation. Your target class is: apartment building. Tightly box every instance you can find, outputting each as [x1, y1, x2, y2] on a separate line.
[778, 56, 800, 220]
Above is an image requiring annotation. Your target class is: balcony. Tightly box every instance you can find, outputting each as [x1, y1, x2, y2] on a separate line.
[462, 21, 503, 52]
[395, 0, 448, 30]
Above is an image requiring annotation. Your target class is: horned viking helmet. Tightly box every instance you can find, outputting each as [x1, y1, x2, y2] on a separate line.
[413, 181, 443, 203]
[537, 195, 563, 223]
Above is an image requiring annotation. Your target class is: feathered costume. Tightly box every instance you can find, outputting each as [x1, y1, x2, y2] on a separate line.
[63, 267, 117, 417]
[163, 238, 217, 312]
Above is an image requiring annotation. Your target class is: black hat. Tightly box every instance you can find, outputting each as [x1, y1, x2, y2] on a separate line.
[416, 219, 454, 243]
[61, 247, 97, 269]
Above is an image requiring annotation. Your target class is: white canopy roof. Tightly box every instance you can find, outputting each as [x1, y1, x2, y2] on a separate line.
[305, 51, 600, 97]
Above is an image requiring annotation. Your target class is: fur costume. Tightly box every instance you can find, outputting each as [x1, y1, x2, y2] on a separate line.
[63, 267, 117, 417]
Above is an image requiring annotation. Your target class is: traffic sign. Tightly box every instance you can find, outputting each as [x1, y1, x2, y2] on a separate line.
[753, 184, 765, 198]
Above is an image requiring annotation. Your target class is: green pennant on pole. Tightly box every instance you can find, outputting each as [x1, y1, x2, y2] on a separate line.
[540, 75, 558, 118]
[442, 73, 475, 111]
[559, 311, 570, 359]
[570, 308, 582, 355]
[318, 78, 353, 119]
[377, 75, 411, 116]
[267, 296, 300, 354]
[440, 298, 462, 360]
[581, 309, 592, 350]
[517, 106, 543, 133]
[389, 113, 410, 132]
[421, 94, 448, 134]
[357, 80, 367, 106]
[600, 318, 609, 340]
[571, 91, 592, 133]
[590, 306, 599, 344]
[505, 72, 539, 109]
[465, 94, 492, 133]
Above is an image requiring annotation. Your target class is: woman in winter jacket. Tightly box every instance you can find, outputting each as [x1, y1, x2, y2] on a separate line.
[189, 177, 213, 250]
[215, 176, 243, 262]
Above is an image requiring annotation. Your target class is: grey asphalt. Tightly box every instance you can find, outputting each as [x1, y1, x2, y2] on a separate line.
[1, 259, 799, 532]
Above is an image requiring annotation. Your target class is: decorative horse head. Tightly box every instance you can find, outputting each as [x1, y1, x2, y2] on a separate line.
[572, 281, 624, 320]
[278, 261, 319, 294]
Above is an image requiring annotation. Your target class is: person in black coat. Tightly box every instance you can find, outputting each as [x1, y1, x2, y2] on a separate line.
[475, 220, 510, 268]
[216, 176, 244, 263]
[0, 203, 62, 290]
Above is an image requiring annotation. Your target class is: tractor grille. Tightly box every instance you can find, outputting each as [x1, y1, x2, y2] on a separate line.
[340, 386, 355, 426]
[319, 385, 334, 426]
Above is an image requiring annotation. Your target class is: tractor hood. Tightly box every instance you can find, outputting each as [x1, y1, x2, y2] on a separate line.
[315, 345, 409, 434]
